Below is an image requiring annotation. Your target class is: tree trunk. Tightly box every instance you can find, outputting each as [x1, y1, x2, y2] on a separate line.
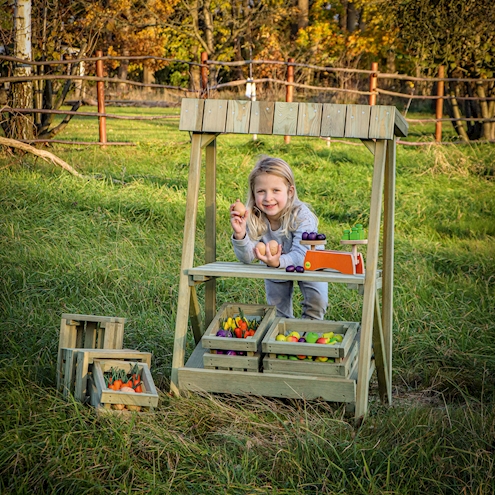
[476, 81, 492, 141]
[298, 0, 309, 30]
[7, 0, 34, 141]
[448, 84, 469, 142]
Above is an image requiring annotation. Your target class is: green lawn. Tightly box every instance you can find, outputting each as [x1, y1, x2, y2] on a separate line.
[1, 107, 494, 493]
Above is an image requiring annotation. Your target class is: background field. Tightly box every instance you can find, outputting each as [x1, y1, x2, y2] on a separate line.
[1, 108, 494, 493]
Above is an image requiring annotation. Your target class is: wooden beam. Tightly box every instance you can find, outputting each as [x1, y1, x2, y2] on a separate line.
[205, 139, 217, 329]
[189, 286, 203, 345]
[382, 138, 396, 402]
[170, 133, 203, 395]
[355, 139, 387, 419]
[372, 290, 390, 402]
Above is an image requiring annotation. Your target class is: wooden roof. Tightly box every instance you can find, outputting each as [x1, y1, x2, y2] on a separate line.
[179, 98, 408, 140]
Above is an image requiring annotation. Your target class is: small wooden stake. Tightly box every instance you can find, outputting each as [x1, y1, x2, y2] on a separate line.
[285, 58, 295, 144]
[96, 50, 107, 146]
[435, 65, 445, 143]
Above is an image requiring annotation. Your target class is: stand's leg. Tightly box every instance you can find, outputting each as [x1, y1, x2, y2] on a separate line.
[205, 139, 217, 328]
[373, 290, 390, 403]
[382, 138, 396, 403]
[355, 140, 387, 420]
[170, 134, 204, 395]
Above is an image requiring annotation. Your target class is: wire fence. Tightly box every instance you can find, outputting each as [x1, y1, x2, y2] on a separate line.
[2, 54, 495, 146]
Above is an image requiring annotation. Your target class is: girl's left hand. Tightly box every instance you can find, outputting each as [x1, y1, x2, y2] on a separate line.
[255, 243, 282, 268]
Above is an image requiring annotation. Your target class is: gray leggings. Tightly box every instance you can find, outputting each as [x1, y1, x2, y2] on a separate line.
[265, 279, 328, 320]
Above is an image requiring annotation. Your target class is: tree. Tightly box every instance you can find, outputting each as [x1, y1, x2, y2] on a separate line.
[382, 0, 495, 141]
[5, 0, 33, 141]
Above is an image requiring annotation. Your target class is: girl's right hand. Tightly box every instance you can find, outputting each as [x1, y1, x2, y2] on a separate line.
[230, 202, 249, 240]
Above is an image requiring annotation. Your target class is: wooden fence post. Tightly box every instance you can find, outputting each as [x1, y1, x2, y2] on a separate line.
[285, 57, 295, 144]
[369, 62, 378, 105]
[96, 50, 107, 146]
[435, 65, 445, 143]
[201, 51, 208, 98]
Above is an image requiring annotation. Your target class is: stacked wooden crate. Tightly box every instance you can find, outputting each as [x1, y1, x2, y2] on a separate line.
[56, 313, 159, 412]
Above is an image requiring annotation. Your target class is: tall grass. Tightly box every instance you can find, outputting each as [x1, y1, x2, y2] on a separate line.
[0, 108, 494, 493]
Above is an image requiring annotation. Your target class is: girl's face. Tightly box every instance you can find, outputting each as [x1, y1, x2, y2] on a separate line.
[253, 172, 294, 226]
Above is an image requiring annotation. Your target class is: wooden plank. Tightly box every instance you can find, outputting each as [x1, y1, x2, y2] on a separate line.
[203, 351, 261, 372]
[170, 133, 203, 395]
[394, 107, 409, 137]
[272, 102, 299, 135]
[297, 102, 323, 136]
[320, 104, 347, 137]
[369, 106, 395, 140]
[202, 99, 228, 133]
[249, 101, 275, 135]
[382, 137, 396, 402]
[344, 105, 371, 139]
[178, 366, 356, 402]
[61, 314, 126, 324]
[225, 100, 251, 133]
[372, 291, 390, 403]
[186, 261, 378, 286]
[205, 139, 216, 329]
[355, 139, 387, 419]
[189, 286, 203, 345]
[179, 98, 204, 131]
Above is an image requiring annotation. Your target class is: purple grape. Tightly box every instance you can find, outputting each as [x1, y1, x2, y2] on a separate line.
[295, 266, 305, 273]
[286, 265, 296, 272]
[302, 232, 309, 240]
[298, 337, 306, 343]
[316, 233, 326, 240]
[308, 232, 317, 240]
[227, 350, 237, 356]
[215, 349, 225, 354]
[216, 329, 228, 337]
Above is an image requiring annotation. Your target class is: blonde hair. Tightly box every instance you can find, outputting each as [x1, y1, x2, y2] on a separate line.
[245, 156, 316, 239]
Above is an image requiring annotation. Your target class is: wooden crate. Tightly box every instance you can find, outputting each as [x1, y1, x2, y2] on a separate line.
[88, 359, 159, 413]
[201, 303, 277, 354]
[203, 350, 262, 372]
[57, 348, 152, 401]
[263, 340, 359, 378]
[261, 318, 358, 359]
[57, 313, 126, 390]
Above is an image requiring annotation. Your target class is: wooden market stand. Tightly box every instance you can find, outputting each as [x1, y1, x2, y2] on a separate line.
[170, 98, 408, 419]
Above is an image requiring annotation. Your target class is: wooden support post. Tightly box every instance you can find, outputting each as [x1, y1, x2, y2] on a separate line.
[285, 58, 295, 144]
[205, 139, 217, 329]
[435, 65, 445, 143]
[373, 291, 390, 403]
[382, 137, 396, 402]
[369, 62, 378, 106]
[170, 133, 204, 395]
[96, 50, 107, 146]
[355, 139, 387, 420]
[201, 51, 208, 99]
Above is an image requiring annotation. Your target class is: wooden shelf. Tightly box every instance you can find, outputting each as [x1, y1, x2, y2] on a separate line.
[186, 261, 381, 288]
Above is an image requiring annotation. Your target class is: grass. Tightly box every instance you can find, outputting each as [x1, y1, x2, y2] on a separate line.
[1, 106, 494, 493]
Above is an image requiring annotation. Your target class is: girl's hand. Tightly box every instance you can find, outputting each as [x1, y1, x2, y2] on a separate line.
[255, 243, 282, 268]
[230, 202, 249, 240]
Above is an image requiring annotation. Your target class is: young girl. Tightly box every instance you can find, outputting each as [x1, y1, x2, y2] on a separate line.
[230, 155, 328, 320]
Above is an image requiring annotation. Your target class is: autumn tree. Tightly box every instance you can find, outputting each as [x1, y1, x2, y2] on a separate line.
[382, 0, 495, 141]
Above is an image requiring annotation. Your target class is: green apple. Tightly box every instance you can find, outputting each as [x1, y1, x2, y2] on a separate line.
[305, 332, 319, 344]
[334, 334, 343, 342]
[288, 355, 299, 360]
[277, 354, 289, 359]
